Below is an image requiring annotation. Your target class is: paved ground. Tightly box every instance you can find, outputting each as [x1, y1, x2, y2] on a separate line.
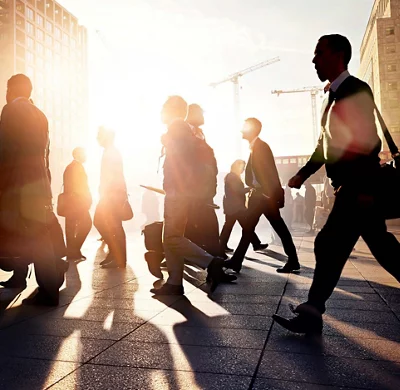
[0, 224, 400, 390]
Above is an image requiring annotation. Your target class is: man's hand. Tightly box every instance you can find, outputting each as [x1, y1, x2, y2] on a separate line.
[288, 175, 304, 189]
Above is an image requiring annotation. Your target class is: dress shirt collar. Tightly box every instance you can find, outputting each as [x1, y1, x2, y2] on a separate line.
[329, 70, 350, 92]
[249, 136, 259, 151]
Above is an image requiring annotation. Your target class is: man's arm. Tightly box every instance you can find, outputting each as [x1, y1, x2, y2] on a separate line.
[296, 132, 325, 182]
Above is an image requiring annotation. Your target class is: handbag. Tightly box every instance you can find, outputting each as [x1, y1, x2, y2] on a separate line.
[375, 105, 400, 220]
[57, 185, 71, 217]
[141, 221, 164, 252]
[120, 197, 134, 221]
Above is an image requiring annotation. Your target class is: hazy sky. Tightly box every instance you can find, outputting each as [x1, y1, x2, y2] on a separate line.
[59, 0, 375, 174]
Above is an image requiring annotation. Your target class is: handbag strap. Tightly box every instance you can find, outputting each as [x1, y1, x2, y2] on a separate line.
[374, 103, 400, 158]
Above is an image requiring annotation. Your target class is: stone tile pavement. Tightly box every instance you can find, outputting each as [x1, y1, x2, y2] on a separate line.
[0, 225, 399, 389]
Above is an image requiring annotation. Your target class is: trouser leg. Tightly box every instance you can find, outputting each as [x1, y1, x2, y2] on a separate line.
[219, 215, 236, 251]
[74, 211, 92, 255]
[265, 208, 298, 261]
[306, 191, 361, 314]
[164, 195, 214, 286]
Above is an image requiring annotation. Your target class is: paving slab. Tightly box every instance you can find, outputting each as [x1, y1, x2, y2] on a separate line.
[91, 341, 262, 376]
[49, 365, 252, 390]
[0, 227, 399, 390]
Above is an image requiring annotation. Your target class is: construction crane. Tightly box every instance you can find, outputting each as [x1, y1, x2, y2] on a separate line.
[210, 57, 280, 128]
[271, 86, 324, 147]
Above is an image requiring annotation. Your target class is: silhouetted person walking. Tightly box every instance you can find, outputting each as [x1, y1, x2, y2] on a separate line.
[150, 96, 236, 295]
[304, 181, 316, 232]
[219, 159, 267, 256]
[63, 147, 92, 261]
[294, 192, 305, 223]
[273, 34, 400, 334]
[94, 127, 127, 269]
[0, 74, 62, 305]
[185, 103, 221, 256]
[224, 118, 300, 274]
[282, 186, 294, 230]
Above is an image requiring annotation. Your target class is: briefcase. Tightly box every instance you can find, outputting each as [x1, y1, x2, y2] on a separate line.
[142, 221, 164, 253]
[375, 105, 400, 220]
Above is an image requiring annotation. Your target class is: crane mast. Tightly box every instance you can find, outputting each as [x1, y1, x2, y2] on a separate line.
[210, 57, 280, 156]
[271, 86, 324, 147]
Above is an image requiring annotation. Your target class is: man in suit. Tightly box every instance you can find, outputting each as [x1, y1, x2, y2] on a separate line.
[220, 159, 268, 255]
[94, 127, 128, 269]
[273, 34, 400, 334]
[150, 96, 236, 295]
[224, 118, 300, 274]
[63, 147, 92, 261]
[0, 74, 62, 305]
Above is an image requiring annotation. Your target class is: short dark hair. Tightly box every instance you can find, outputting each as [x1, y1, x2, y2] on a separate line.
[231, 159, 246, 171]
[162, 95, 188, 120]
[245, 117, 262, 136]
[187, 103, 204, 127]
[319, 34, 352, 66]
[7, 74, 32, 98]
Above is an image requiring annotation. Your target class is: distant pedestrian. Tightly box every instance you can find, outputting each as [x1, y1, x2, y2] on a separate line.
[304, 181, 317, 232]
[219, 159, 266, 256]
[63, 147, 92, 261]
[94, 127, 128, 269]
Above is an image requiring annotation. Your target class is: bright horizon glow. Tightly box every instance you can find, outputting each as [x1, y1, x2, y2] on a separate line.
[57, 0, 374, 186]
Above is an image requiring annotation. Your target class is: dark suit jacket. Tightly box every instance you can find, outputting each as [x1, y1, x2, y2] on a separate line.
[297, 76, 381, 189]
[245, 138, 283, 206]
[0, 98, 52, 231]
[223, 172, 247, 216]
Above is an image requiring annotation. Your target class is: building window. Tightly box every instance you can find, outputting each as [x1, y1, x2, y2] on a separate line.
[36, 42, 44, 56]
[46, 34, 53, 45]
[391, 126, 400, 133]
[46, 48, 53, 59]
[36, 28, 44, 41]
[16, 1, 25, 15]
[36, 14, 44, 27]
[37, 0, 45, 13]
[55, 27, 61, 40]
[45, 20, 53, 32]
[63, 32, 69, 45]
[26, 50, 35, 64]
[27, 36, 34, 50]
[386, 26, 395, 36]
[55, 41, 61, 52]
[386, 45, 396, 54]
[388, 82, 398, 91]
[26, 65, 34, 79]
[26, 7, 34, 21]
[62, 45, 69, 56]
[389, 99, 398, 108]
[16, 15, 25, 29]
[71, 38, 76, 49]
[26, 22, 34, 36]
[387, 64, 397, 72]
[36, 57, 44, 69]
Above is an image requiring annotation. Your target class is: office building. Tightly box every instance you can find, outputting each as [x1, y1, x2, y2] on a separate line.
[0, 0, 88, 190]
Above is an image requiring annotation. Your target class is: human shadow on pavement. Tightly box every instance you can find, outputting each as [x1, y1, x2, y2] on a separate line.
[0, 245, 178, 389]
